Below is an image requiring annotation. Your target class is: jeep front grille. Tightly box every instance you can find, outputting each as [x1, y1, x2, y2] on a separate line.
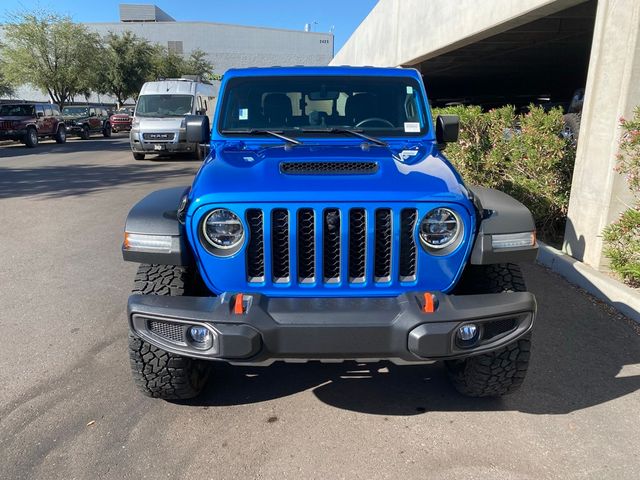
[245, 206, 420, 287]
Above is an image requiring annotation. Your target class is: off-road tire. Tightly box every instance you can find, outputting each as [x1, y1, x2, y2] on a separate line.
[446, 263, 531, 397]
[55, 125, 66, 144]
[562, 113, 581, 144]
[24, 127, 38, 148]
[103, 123, 112, 138]
[132, 152, 145, 161]
[446, 334, 531, 397]
[80, 125, 90, 140]
[128, 264, 210, 400]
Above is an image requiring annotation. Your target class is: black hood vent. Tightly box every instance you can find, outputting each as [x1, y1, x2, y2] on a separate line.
[280, 161, 378, 175]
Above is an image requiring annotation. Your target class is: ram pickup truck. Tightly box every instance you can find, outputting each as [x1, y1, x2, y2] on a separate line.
[122, 66, 538, 400]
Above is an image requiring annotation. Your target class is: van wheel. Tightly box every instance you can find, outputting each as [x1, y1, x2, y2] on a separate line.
[80, 125, 90, 140]
[24, 127, 38, 148]
[55, 125, 67, 144]
[133, 152, 145, 160]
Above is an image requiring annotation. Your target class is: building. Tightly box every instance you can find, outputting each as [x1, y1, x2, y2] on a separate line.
[2, 3, 334, 103]
[332, 0, 638, 279]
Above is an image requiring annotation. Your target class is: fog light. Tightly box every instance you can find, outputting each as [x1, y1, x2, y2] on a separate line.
[456, 324, 479, 348]
[188, 325, 212, 349]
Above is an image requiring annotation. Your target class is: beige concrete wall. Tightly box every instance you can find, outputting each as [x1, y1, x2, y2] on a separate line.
[331, 0, 587, 67]
[563, 0, 639, 267]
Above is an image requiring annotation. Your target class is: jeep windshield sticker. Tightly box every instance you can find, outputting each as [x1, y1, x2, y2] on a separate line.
[404, 122, 420, 133]
[239, 108, 249, 120]
[406, 86, 414, 94]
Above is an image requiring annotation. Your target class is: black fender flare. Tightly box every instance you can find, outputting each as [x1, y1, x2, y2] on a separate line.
[122, 186, 192, 266]
[468, 186, 538, 264]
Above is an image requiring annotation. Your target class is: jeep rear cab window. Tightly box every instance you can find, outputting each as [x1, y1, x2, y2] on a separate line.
[135, 94, 194, 117]
[218, 75, 428, 137]
[0, 104, 35, 116]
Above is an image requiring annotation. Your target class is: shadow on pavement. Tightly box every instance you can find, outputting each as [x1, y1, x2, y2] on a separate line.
[186, 270, 640, 416]
[0, 160, 199, 199]
[0, 137, 131, 158]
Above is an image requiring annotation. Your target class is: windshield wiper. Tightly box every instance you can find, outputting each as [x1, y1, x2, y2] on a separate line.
[221, 129, 302, 145]
[300, 127, 388, 147]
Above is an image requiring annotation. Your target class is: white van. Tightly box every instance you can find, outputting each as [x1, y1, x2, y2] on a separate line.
[130, 76, 217, 160]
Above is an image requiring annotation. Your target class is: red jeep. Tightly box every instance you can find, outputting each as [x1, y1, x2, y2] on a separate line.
[0, 103, 67, 147]
[110, 107, 134, 133]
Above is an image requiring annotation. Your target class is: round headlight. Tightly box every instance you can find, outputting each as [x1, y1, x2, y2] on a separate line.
[202, 209, 244, 250]
[419, 208, 461, 250]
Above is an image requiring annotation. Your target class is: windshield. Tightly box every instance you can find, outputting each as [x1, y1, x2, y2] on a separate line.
[62, 106, 89, 117]
[0, 104, 35, 116]
[218, 75, 428, 137]
[135, 95, 194, 118]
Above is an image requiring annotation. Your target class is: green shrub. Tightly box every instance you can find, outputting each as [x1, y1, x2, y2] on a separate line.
[433, 105, 576, 243]
[603, 208, 640, 287]
[602, 107, 640, 287]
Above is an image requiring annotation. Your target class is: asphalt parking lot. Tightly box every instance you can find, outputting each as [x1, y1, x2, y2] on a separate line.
[0, 136, 638, 480]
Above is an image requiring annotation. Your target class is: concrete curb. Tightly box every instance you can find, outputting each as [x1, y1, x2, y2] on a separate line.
[536, 241, 640, 323]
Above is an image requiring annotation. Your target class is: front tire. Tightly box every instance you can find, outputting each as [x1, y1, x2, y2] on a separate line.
[446, 263, 532, 397]
[132, 152, 145, 161]
[128, 264, 210, 400]
[80, 125, 90, 140]
[24, 127, 38, 148]
[55, 125, 66, 144]
[103, 123, 112, 138]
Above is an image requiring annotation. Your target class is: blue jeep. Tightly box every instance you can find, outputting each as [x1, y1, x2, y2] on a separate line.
[123, 67, 538, 400]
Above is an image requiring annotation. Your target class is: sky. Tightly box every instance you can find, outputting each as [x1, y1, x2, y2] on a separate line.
[0, 0, 378, 52]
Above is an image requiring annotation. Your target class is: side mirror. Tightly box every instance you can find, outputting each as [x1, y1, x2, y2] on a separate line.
[436, 115, 459, 145]
[37, 111, 44, 118]
[185, 115, 210, 144]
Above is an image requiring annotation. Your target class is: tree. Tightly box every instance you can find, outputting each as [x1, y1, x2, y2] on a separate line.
[99, 31, 154, 107]
[149, 46, 219, 82]
[0, 47, 14, 97]
[149, 45, 187, 80]
[184, 49, 219, 81]
[1, 11, 102, 109]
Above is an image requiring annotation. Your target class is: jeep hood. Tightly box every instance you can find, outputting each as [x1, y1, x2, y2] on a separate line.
[190, 143, 470, 206]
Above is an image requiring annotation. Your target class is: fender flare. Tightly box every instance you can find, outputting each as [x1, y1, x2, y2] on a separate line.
[122, 186, 192, 266]
[468, 186, 538, 264]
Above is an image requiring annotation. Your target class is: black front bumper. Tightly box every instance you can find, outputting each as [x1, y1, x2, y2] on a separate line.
[128, 291, 536, 364]
[0, 130, 25, 141]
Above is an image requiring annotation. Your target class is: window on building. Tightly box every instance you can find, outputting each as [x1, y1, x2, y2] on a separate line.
[167, 41, 184, 55]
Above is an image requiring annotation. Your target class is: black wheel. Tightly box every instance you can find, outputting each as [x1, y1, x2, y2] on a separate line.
[446, 263, 531, 397]
[103, 123, 112, 138]
[194, 144, 205, 161]
[55, 125, 66, 144]
[132, 152, 145, 161]
[562, 113, 581, 144]
[80, 125, 90, 140]
[128, 264, 210, 400]
[24, 127, 38, 148]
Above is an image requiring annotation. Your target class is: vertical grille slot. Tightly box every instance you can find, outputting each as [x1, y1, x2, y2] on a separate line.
[271, 209, 290, 283]
[297, 209, 315, 283]
[399, 209, 418, 281]
[374, 209, 392, 282]
[323, 208, 341, 283]
[349, 209, 367, 283]
[246, 209, 265, 282]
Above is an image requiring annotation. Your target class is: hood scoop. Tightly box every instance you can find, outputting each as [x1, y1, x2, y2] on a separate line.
[279, 161, 378, 175]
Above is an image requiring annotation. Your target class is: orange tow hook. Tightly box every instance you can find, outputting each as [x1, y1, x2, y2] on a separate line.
[234, 293, 245, 315]
[422, 292, 436, 313]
